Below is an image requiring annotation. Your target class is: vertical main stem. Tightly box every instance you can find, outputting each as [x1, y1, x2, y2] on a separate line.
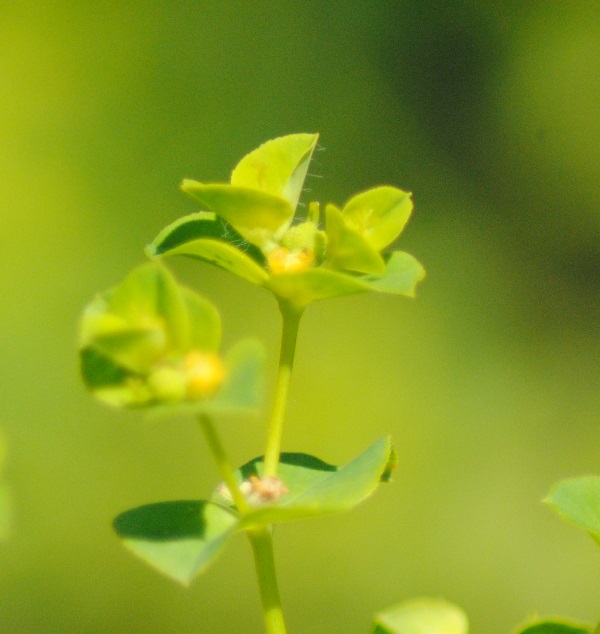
[263, 301, 303, 478]
[248, 527, 287, 634]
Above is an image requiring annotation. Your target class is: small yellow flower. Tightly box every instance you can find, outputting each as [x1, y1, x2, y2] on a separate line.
[184, 351, 226, 399]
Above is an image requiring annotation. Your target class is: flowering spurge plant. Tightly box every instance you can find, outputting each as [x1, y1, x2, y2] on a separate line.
[79, 136, 600, 633]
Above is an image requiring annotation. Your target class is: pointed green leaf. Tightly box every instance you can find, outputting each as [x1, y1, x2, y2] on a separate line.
[515, 620, 591, 634]
[324, 204, 386, 275]
[113, 501, 238, 586]
[544, 476, 600, 546]
[343, 186, 413, 252]
[108, 262, 189, 350]
[213, 437, 396, 527]
[147, 211, 267, 269]
[80, 264, 187, 374]
[365, 251, 426, 297]
[231, 133, 319, 210]
[181, 182, 294, 249]
[149, 237, 269, 286]
[372, 598, 468, 634]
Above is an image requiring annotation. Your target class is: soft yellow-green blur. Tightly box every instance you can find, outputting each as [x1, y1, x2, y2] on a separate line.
[1, 3, 598, 633]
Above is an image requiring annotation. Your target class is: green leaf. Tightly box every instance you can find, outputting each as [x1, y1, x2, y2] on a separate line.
[515, 620, 591, 634]
[324, 204, 386, 275]
[149, 237, 269, 286]
[266, 251, 425, 310]
[343, 186, 413, 252]
[372, 598, 469, 634]
[80, 263, 191, 373]
[266, 267, 371, 309]
[113, 501, 238, 586]
[365, 251, 426, 297]
[544, 476, 600, 546]
[147, 211, 267, 268]
[213, 437, 396, 527]
[181, 182, 294, 249]
[230, 133, 319, 211]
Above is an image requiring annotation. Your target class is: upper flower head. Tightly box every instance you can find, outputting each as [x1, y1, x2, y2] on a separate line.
[146, 134, 425, 311]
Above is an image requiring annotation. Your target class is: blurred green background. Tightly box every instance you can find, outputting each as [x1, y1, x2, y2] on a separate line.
[1, 2, 599, 632]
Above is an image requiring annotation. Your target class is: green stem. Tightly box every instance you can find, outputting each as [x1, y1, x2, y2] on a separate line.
[197, 414, 250, 514]
[263, 300, 303, 478]
[248, 527, 287, 634]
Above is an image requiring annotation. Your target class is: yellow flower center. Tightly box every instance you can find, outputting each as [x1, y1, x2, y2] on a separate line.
[184, 351, 226, 399]
[267, 247, 315, 274]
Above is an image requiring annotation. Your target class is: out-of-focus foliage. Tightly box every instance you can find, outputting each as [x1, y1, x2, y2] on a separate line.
[1, 2, 599, 633]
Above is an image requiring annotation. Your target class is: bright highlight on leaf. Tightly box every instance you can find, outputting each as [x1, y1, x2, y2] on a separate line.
[372, 598, 469, 634]
[148, 133, 425, 310]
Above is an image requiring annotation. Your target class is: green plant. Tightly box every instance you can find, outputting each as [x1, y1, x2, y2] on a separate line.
[79, 133, 422, 633]
[78, 134, 598, 633]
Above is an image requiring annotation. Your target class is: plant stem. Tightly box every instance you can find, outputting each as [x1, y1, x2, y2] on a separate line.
[197, 414, 250, 514]
[263, 300, 303, 478]
[248, 527, 287, 634]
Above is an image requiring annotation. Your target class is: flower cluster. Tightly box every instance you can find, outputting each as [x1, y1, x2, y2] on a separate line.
[147, 134, 425, 311]
[79, 263, 262, 413]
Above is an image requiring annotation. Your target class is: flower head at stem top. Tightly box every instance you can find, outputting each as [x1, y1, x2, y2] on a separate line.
[147, 133, 425, 312]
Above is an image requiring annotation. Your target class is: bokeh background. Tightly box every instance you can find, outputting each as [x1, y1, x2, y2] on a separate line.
[1, 2, 599, 632]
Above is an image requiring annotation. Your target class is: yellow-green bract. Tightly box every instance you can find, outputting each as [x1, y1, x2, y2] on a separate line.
[147, 133, 425, 311]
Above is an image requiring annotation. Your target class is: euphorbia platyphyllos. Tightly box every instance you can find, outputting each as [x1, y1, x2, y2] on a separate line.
[80, 134, 424, 634]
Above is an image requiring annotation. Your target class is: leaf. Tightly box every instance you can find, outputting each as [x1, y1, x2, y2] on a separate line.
[113, 500, 238, 586]
[544, 476, 600, 546]
[80, 264, 191, 373]
[266, 251, 425, 310]
[149, 237, 269, 286]
[230, 133, 319, 211]
[266, 267, 371, 310]
[324, 204, 386, 275]
[181, 182, 294, 249]
[213, 437, 396, 528]
[342, 186, 413, 252]
[372, 598, 469, 634]
[147, 211, 267, 268]
[365, 251, 426, 298]
[515, 620, 591, 634]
